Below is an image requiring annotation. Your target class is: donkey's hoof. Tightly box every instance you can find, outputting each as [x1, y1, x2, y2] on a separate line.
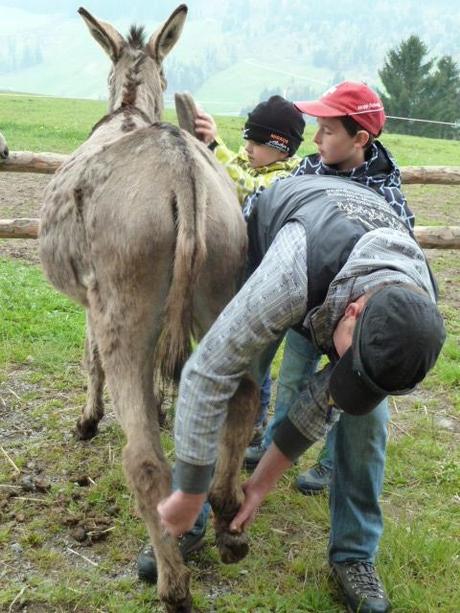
[164, 595, 193, 613]
[75, 417, 99, 440]
[216, 531, 249, 564]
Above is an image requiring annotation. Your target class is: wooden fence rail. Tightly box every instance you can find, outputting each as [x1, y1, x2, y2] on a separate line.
[1, 151, 460, 184]
[1, 152, 459, 248]
[1, 218, 459, 249]
[0, 151, 68, 174]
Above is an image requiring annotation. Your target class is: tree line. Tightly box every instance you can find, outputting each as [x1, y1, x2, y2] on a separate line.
[379, 35, 460, 139]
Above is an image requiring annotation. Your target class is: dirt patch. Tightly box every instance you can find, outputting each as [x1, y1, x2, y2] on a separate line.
[0, 171, 49, 263]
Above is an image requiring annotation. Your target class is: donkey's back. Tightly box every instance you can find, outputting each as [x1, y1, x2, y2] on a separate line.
[41, 120, 245, 378]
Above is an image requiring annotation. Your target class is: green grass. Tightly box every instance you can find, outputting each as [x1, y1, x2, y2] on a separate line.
[0, 258, 85, 376]
[0, 255, 458, 612]
[1, 93, 459, 165]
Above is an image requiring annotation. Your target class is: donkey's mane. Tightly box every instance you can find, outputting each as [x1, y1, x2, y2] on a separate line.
[127, 25, 146, 49]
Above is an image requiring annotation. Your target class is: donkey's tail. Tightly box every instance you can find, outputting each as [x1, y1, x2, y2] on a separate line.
[154, 158, 207, 383]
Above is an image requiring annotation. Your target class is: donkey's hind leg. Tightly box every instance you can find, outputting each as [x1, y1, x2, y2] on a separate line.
[208, 376, 260, 564]
[76, 311, 105, 440]
[193, 286, 260, 564]
[87, 289, 192, 612]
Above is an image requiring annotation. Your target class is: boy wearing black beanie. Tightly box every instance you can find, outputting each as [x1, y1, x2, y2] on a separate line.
[195, 95, 305, 204]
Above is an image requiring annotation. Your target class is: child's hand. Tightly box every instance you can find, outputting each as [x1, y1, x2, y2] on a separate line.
[195, 111, 217, 145]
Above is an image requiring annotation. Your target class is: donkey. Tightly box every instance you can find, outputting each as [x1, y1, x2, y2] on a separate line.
[39, 5, 260, 612]
[0, 131, 8, 159]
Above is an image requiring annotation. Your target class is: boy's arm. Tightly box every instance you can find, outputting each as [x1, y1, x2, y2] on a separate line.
[195, 111, 300, 205]
[195, 111, 218, 145]
[194, 112, 259, 203]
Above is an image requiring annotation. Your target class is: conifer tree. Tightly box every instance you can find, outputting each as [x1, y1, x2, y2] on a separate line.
[379, 35, 460, 138]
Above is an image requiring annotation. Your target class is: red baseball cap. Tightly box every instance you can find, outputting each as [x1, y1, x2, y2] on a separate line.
[295, 81, 386, 136]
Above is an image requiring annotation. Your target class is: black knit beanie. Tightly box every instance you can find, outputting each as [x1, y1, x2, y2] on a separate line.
[243, 95, 305, 156]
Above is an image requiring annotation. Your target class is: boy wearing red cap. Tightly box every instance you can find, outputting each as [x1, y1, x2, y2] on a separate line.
[292, 81, 411, 223]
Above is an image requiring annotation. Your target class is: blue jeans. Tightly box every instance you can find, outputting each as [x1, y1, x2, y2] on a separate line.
[265, 328, 389, 563]
[257, 370, 272, 427]
[263, 328, 321, 448]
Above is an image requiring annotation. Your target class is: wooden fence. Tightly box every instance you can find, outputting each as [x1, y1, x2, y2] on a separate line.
[1, 151, 459, 248]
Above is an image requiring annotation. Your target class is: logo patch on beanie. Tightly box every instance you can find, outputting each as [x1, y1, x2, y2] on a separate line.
[266, 133, 290, 153]
[270, 133, 289, 145]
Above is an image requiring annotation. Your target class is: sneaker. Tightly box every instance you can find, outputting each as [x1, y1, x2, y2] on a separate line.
[331, 561, 391, 613]
[243, 442, 266, 471]
[137, 529, 206, 584]
[295, 462, 332, 495]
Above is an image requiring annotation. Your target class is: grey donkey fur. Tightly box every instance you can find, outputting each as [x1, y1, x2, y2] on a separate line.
[0, 131, 9, 159]
[39, 5, 259, 612]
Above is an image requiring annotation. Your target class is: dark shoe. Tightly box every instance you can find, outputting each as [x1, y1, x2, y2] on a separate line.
[243, 442, 266, 471]
[331, 561, 391, 613]
[248, 424, 265, 447]
[295, 462, 332, 495]
[137, 529, 206, 584]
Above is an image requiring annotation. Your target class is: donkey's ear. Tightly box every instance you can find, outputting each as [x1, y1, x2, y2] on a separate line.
[78, 7, 125, 62]
[146, 4, 188, 63]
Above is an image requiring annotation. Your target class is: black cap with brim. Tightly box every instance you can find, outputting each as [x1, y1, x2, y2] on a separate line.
[329, 347, 385, 416]
[328, 285, 446, 417]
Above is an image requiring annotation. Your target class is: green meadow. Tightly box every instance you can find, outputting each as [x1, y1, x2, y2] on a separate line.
[0, 93, 459, 612]
[1, 92, 460, 165]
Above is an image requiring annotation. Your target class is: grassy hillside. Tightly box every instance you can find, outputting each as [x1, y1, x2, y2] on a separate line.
[1, 93, 459, 166]
[194, 59, 331, 115]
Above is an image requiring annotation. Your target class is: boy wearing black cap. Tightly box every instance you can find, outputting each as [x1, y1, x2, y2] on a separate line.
[158, 175, 445, 613]
[195, 95, 305, 204]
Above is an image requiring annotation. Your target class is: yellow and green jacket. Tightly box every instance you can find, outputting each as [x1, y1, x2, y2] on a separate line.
[213, 136, 301, 205]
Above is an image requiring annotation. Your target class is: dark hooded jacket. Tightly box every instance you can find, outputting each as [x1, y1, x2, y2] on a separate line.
[243, 141, 414, 230]
[291, 141, 414, 229]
